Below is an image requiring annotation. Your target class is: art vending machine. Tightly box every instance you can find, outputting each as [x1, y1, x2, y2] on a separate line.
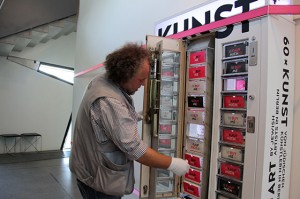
[208, 15, 295, 199]
[139, 34, 215, 199]
[139, 4, 295, 199]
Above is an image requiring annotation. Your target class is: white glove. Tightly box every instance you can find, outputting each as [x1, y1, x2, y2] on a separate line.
[167, 157, 190, 176]
[137, 110, 143, 121]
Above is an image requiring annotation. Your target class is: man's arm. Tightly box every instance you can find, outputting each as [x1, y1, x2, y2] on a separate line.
[136, 147, 172, 169]
[137, 147, 190, 176]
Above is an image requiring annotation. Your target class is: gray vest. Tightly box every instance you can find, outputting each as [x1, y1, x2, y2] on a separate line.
[69, 75, 135, 196]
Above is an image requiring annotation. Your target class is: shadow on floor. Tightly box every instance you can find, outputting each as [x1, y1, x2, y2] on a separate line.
[0, 150, 70, 164]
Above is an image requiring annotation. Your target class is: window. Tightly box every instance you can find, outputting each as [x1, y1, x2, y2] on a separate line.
[38, 62, 74, 85]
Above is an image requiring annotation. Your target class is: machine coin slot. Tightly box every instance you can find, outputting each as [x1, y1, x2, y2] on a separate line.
[249, 41, 257, 66]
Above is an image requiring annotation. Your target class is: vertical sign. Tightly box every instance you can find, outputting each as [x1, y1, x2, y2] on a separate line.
[261, 16, 295, 199]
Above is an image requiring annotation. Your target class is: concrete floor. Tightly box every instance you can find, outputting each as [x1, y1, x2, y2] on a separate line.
[0, 152, 139, 199]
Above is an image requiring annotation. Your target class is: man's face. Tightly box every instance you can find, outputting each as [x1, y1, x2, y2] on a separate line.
[121, 59, 150, 95]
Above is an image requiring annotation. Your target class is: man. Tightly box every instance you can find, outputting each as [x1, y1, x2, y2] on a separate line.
[70, 43, 190, 199]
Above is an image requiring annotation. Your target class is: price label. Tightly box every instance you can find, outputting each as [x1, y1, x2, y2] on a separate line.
[183, 181, 201, 197]
[186, 138, 204, 154]
[162, 67, 174, 77]
[161, 81, 173, 94]
[224, 42, 247, 58]
[222, 129, 245, 144]
[159, 138, 172, 149]
[185, 169, 202, 183]
[160, 110, 172, 120]
[190, 50, 206, 64]
[187, 80, 206, 94]
[159, 124, 172, 134]
[220, 145, 243, 162]
[188, 96, 205, 108]
[218, 178, 242, 197]
[160, 96, 173, 107]
[185, 153, 203, 168]
[223, 95, 246, 108]
[223, 112, 245, 127]
[225, 60, 247, 74]
[189, 66, 206, 79]
[220, 162, 242, 180]
[186, 109, 205, 124]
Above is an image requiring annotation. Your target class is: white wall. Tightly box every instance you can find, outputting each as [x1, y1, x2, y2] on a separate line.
[0, 32, 75, 152]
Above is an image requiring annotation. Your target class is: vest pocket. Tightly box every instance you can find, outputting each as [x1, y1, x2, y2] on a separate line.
[93, 152, 133, 196]
[94, 161, 127, 196]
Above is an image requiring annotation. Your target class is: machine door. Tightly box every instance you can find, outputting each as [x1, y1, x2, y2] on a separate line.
[139, 35, 186, 199]
[140, 35, 215, 199]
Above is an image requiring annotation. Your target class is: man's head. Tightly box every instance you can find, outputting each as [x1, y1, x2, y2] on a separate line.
[105, 43, 150, 95]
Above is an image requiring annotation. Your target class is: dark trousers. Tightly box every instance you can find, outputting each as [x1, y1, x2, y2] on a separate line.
[77, 179, 122, 199]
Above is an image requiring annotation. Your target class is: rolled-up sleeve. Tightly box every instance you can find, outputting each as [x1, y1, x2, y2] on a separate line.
[90, 97, 148, 160]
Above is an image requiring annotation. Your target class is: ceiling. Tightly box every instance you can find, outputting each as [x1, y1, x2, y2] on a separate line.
[0, 0, 79, 56]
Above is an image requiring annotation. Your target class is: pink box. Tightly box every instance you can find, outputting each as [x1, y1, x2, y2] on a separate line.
[236, 79, 246, 90]
[159, 124, 172, 134]
[190, 51, 206, 64]
[185, 153, 203, 168]
[189, 66, 206, 79]
[183, 181, 201, 197]
[220, 162, 242, 180]
[185, 169, 202, 183]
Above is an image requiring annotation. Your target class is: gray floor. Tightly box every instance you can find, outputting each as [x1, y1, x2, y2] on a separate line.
[0, 151, 139, 199]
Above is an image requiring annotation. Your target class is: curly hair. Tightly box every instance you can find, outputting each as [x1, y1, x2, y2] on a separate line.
[105, 43, 150, 84]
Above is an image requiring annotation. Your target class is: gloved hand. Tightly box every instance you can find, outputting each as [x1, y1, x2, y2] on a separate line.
[137, 110, 143, 121]
[167, 157, 190, 176]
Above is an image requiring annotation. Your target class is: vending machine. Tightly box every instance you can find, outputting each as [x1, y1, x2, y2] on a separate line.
[209, 15, 295, 199]
[139, 5, 295, 199]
